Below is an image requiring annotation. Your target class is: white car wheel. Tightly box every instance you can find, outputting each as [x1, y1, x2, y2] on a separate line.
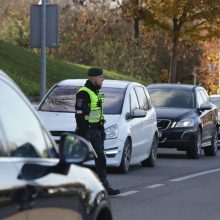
[141, 135, 158, 167]
[118, 139, 131, 174]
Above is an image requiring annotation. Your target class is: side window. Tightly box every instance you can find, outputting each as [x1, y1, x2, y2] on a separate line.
[130, 88, 139, 112]
[144, 89, 152, 109]
[134, 86, 149, 110]
[196, 90, 204, 107]
[200, 90, 209, 103]
[0, 80, 51, 158]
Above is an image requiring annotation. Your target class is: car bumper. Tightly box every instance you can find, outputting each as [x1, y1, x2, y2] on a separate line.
[84, 138, 124, 167]
[50, 131, 125, 167]
[158, 128, 197, 150]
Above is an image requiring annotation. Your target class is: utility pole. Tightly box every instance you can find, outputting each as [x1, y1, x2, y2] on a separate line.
[40, 0, 47, 100]
[30, 0, 59, 100]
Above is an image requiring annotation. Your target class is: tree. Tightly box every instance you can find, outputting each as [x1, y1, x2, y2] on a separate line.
[123, 0, 220, 83]
[0, 2, 30, 47]
[196, 40, 220, 93]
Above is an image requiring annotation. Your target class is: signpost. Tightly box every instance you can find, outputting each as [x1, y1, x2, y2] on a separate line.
[30, 1, 59, 100]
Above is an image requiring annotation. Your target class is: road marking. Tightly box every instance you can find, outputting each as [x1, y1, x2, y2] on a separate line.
[170, 168, 220, 182]
[118, 191, 139, 196]
[146, 184, 165, 188]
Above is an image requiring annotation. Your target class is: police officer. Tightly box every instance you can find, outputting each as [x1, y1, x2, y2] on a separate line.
[75, 67, 120, 196]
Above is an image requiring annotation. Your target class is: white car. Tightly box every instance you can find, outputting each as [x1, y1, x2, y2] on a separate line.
[37, 79, 159, 173]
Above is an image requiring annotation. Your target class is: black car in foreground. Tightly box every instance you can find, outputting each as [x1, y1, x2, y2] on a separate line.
[0, 70, 112, 220]
[147, 83, 218, 159]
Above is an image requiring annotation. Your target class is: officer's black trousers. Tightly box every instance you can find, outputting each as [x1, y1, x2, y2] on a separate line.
[88, 128, 108, 186]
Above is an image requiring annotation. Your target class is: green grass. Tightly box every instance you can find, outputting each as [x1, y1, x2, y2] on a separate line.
[0, 40, 141, 101]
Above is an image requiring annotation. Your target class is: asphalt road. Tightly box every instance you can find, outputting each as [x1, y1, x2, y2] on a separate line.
[107, 148, 220, 220]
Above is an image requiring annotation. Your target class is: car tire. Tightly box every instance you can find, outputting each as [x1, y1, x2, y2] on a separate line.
[118, 139, 131, 174]
[204, 129, 218, 156]
[187, 129, 202, 159]
[141, 135, 158, 167]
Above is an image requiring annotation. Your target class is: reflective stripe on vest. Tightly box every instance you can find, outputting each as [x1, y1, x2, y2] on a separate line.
[78, 86, 104, 123]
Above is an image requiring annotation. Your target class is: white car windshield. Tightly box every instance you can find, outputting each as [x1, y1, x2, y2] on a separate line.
[39, 86, 125, 114]
[148, 88, 194, 108]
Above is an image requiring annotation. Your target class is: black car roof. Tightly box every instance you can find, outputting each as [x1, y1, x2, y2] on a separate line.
[147, 83, 203, 91]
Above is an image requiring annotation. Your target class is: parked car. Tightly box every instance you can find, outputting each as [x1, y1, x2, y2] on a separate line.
[37, 79, 159, 173]
[209, 94, 220, 144]
[147, 83, 218, 159]
[0, 70, 113, 220]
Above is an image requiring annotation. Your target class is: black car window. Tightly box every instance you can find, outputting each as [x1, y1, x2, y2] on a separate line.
[148, 88, 193, 108]
[134, 86, 149, 110]
[0, 80, 51, 158]
[130, 88, 140, 112]
[39, 86, 125, 114]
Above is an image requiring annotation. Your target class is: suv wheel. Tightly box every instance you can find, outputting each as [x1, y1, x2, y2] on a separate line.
[141, 135, 158, 167]
[118, 139, 131, 174]
[187, 129, 202, 159]
[204, 129, 218, 156]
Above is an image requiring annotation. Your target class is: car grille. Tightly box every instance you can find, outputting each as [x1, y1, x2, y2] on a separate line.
[157, 119, 171, 130]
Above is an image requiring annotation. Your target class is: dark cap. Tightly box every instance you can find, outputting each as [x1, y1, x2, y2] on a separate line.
[87, 67, 103, 76]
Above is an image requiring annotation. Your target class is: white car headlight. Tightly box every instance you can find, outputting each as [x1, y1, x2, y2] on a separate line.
[175, 118, 194, 128]
[105, 125, 119, 139]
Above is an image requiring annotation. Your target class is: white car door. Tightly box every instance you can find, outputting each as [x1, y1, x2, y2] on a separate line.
[134, 86, 154, 157]
[128, 87, 147, 162]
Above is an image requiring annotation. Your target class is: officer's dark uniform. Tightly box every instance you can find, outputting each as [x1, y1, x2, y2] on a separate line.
[75, 67, 120, 196]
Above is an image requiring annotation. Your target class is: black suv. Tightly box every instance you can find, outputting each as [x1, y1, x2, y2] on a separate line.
[147, 83, 218, 159]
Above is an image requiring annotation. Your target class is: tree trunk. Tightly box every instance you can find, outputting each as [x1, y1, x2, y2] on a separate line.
[169, 35, 179, 83]
[169, 15, 180, 83]
[133, 0, 139, 39]
[134, 18, 139, 39]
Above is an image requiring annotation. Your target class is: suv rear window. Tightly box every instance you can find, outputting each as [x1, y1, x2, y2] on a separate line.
[148, 88, 194, 108]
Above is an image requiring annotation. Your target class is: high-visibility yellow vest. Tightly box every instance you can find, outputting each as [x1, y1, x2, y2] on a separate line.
[78, 86, 104, 123]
